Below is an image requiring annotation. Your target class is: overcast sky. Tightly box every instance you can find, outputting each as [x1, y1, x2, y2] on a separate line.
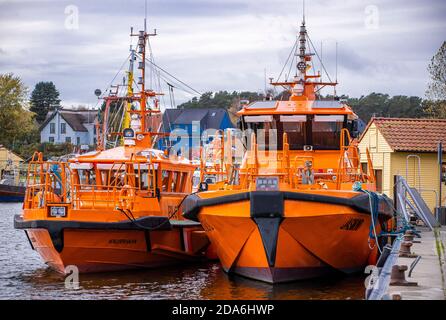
[0, 0, 445, 109]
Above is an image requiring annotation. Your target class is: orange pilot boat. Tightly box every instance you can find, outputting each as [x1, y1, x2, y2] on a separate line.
[183, 18, 395, 283]
[14, 26, 212, 274]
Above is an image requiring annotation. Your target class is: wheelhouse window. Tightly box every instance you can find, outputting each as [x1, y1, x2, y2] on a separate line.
[241, 114, 346, 151]
[277, 115, 306, 150]
[244, 115, 277, 150]
[312, 115, 344, 150]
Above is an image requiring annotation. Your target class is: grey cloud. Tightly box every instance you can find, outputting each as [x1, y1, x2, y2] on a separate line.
[0, 0, 445, 106]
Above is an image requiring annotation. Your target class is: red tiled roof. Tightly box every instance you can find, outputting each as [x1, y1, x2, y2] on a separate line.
[367, 117, 446, 152]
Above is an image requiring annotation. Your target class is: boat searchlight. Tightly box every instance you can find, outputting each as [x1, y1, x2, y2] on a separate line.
[123, 128, 136, 146]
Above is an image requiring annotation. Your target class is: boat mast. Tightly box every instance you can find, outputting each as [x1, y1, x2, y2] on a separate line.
[269, 4, 338, 101]
[131, 23, 157, 134]
[122, 42, 135, 135]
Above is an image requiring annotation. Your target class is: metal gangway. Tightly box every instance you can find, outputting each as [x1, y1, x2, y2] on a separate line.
[395, 175, 439, 230]
[393, 154, 441, 230]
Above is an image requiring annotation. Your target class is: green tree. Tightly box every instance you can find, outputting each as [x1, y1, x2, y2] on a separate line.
[30, 81, 61, 123]
[423, 41, 446, 118]
[345, 93, 424, 123]
[178, 91, 265, 110]
[179, 89, 427, 124]
[0, 73, 39, 156]
[386, 95, 423, 118]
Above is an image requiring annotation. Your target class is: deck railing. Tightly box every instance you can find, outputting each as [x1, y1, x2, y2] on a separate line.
[23, 152, 157, 211]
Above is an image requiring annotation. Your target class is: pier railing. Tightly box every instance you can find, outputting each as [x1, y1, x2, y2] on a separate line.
[366, 235, 403, 300]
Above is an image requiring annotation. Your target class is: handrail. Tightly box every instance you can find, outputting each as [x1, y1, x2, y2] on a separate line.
[396, 175, 439, 230]
[366, 148, 376, 183]
[23, 153, 161, 210]
[336, 128, 362, 189]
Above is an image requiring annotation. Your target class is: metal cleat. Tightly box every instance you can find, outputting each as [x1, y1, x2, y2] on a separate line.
[399, 241, 418, 258]
[390, 265, 418, 286]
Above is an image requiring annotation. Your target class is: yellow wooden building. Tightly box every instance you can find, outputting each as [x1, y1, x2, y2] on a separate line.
[0, 146, 24, 173]
[358, 118, 446, 212]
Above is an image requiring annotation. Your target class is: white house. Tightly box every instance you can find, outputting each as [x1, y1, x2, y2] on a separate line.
[40, 108, 98, 146]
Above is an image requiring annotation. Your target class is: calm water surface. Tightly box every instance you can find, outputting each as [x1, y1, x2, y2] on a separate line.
[0, 203, 366, 300]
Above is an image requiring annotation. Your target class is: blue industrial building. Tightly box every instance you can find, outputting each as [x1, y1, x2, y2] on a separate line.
[158, 108, 234, 158]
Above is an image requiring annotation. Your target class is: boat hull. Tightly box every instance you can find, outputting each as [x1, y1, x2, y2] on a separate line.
[183, 190, 392, 283]
[0, 184, 25, 202]
[15, 215, 212, 274]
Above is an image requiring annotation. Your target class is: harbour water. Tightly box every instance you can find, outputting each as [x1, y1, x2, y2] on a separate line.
[0, 203, 366, 300]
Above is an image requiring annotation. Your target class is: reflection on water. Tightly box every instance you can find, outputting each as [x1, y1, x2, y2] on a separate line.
[0, 203, 365, 300]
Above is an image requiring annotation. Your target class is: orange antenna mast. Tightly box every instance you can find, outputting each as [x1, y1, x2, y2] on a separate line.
[130, 22, 158, 133]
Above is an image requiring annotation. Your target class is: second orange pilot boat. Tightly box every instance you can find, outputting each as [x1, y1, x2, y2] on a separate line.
[14, 25, 213, 274]
[183, 18, 394, 283]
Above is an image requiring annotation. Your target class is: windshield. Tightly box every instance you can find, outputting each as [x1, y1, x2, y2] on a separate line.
[242, 114, 345, 151]
[244, 116, 277, 150]
[312, 116, 344, 150]
[277, 116, 307, 150]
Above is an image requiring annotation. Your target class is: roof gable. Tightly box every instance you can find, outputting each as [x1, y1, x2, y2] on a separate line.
[205, 108, 228, 129]
[40, 109, 97, 133]
[163, 108, 232, 131]
[361, 117, 446, 152]
[0, 147, 24, 162]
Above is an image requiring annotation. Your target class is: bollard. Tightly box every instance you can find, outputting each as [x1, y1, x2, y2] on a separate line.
[399, 241, 418, 258]
[390, 265, 418, 286]
[392, 293, 402, 300]
[404, 230, 421, 243]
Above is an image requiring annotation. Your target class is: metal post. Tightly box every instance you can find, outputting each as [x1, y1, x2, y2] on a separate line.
[439, 142, 443, 210]
[393, 175, 400, 237]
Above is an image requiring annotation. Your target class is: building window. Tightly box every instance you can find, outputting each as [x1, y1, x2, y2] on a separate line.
[77, 137, 80, 145]
[369, 128, 377, 151]
[65, 137, 71, 143]
[50, 123, 55, 134]
[61, 123, 66, 134]
[49, 137, 55, 143]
